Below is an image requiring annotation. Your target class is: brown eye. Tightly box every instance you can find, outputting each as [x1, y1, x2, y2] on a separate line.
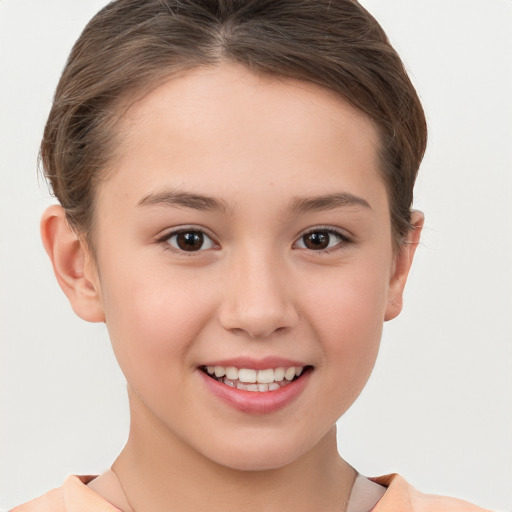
[296, 229, 346, 251]
[303, 231, 329, 250]
[167, 230, 214, 252]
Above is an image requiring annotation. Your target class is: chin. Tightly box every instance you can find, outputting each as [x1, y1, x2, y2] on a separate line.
[216, 452, 298, 472]
[201, 432, 314, 472]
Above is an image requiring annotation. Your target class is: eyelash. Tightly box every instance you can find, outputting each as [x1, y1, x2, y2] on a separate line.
[156, 226, 352, 255]
[156, 227, 219, 254]
[293, 227, 352, 253]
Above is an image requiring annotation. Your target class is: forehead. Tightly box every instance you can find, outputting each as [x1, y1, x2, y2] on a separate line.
[99, 63, 385, 213]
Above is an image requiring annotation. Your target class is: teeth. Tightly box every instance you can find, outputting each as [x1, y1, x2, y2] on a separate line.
[274, 367, 285, 381]
[238, 368, 257, 383]
[214, 366, 226, 378]
[284, 367, 296, 381]
[235, 382, 271, 392]
[256, 369, 275, 384]
[204, 365, 306, 389]
[225, 367, 238, 380]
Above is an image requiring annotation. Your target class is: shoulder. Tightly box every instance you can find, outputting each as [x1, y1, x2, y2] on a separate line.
[9, 475, 122, 512]
[371, 474, 494, 512]
[9, 485, 65, 512]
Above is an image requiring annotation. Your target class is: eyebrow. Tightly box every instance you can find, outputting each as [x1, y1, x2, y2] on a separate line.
[289, 192, 371, 213]
[137, 189, 370, 215]
[137, 189, 228, 213]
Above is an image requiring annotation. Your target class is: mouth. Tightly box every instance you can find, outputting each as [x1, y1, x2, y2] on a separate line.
[200, 365, 312, 392]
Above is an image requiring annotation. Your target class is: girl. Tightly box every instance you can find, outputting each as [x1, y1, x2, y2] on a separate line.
[4, 1, 508, 510]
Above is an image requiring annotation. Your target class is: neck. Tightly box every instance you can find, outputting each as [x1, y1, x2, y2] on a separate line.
[112, 388, 356, 512]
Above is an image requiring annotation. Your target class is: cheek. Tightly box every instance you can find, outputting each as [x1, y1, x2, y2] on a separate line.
[302, 266, 388, 403]
[99, 264, 218, 383]
[304, 263, 389, 342]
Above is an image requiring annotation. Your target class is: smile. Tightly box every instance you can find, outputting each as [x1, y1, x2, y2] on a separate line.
[199, 362, 313, 413]
[201, 365, 307, 392]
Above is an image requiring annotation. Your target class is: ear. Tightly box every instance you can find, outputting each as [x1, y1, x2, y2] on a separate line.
[384, 210, 424, 321]
[41, 205, 105, 323]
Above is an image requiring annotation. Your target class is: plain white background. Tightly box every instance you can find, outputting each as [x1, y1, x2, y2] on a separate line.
[0, 1, 511, 510]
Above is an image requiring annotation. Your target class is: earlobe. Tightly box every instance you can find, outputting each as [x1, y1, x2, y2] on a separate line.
[41, 205, 105, 323]
[384, 210, 424, 321]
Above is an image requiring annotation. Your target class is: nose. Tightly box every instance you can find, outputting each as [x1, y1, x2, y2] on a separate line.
[218, 249, 299, 338]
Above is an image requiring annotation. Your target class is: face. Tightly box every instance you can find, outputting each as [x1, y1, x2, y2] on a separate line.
[85, 64, 411, 470]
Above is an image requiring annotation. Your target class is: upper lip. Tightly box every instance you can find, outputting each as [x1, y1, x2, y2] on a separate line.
[199, 356, 309, 370]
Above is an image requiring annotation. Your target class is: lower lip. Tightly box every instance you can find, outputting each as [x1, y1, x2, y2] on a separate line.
[198, 369, 311, 414]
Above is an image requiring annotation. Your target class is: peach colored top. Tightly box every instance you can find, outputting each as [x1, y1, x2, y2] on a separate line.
[370, 475, 493, 511]
[10, 473, 493, 512]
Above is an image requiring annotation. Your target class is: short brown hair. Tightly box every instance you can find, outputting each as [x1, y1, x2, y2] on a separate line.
[41, 0, 427, 246]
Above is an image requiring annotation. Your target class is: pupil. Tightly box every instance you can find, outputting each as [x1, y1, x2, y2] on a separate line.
[304, 231, 329, 250]
[177, 231, 203, 251]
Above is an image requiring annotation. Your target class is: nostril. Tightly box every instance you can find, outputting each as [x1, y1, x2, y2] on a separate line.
[228, 325, 290, 339]
[219, 308, 298, 339]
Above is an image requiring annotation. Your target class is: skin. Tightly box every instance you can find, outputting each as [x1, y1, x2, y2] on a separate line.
[42, 64, 423, 512]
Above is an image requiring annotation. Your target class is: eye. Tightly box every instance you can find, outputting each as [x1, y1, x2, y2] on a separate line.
[295, 228, 348, 251]
[166, 229, 215, 252]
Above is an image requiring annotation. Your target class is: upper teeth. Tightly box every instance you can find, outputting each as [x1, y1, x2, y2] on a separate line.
[205, 366, 303, 383]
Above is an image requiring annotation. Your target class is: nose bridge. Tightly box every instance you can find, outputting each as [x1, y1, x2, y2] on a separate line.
[219, 243, 298, 338]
